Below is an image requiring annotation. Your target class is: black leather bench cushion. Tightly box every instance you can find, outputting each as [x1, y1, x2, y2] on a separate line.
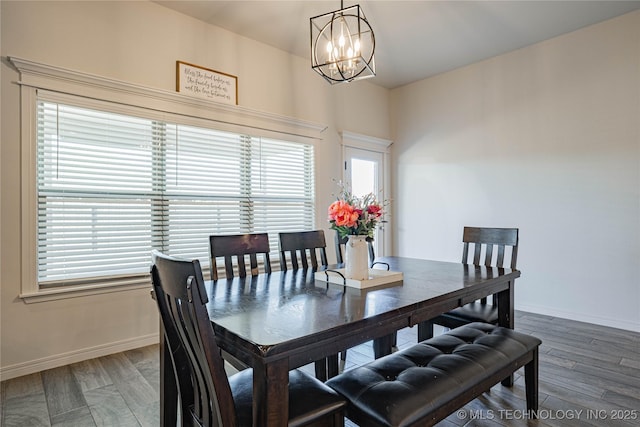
[326, 322, 541, 427]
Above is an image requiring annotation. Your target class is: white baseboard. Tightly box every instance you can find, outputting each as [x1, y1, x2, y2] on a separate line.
[517, 304, 640, 333]
[0, 333, 160, 382]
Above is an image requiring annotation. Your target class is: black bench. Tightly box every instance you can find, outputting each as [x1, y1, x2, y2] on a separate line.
[326, 322, 541, 427]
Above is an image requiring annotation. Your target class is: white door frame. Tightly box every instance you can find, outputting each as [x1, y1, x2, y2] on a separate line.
[340, 131, 392, 257]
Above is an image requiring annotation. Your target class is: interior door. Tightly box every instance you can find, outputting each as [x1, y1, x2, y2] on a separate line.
[344, 146, 386, 257]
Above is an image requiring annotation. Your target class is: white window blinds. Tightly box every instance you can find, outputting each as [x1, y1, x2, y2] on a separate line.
[37, 98, 315, 287]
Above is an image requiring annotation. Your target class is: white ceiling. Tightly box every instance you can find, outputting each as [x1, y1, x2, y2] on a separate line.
[155, 1, 640, 89]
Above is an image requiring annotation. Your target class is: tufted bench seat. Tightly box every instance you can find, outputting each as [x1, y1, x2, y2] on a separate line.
[326, 322, 541, 427]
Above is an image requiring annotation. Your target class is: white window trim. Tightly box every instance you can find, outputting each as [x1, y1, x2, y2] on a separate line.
[340, 131, 392, 154]
[11, 56, 326, 303]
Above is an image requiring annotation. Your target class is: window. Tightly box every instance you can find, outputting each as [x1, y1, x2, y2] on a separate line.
[36, 96, 315, 288]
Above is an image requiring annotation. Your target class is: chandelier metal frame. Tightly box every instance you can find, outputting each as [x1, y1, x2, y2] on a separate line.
[310, 2, 376, 84]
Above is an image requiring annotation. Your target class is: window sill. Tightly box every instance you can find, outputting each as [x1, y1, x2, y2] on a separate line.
[20, 282, 151, 303]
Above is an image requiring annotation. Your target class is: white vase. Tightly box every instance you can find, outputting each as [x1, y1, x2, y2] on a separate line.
[345, 235, 369, 281]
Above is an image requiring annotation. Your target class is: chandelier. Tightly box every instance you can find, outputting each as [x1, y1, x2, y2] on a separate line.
[310, 1, 376, 84]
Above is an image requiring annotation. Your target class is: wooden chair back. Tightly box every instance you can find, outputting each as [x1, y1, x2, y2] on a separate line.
[463, 227, 518, 304]
[209, 233, 271, 280]
[417, 227, 520, 341]
[334, 232, 376, 266]
[151, 250, 237, 427]
[462, 227, 519, 269]
[278, 230, 328, 271]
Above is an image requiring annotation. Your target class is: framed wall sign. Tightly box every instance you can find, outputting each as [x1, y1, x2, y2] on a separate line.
[176, 61, 238, 105]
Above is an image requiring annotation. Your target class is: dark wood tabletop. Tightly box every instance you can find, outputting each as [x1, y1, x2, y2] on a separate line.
[160, 256, 520, 426]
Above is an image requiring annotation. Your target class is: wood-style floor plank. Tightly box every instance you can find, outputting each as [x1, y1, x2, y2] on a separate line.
[535, 377, 628, 416]
[41, 366, 87, 418]
[1, 314, 639, 427]
[620, 358, 640, 370]
[1, 373, 44, 401]
[50, 405, 95, 427]
[97, 353, 158, 426]
[601, 390, 640, 414]
[590, 339, 640, 362]
[69, 358, 112, 393]
[84, 384, 141, 427]
[1, 392, 51, 427]
[124, 346, 160, 395]
[537, 361, 607, 399]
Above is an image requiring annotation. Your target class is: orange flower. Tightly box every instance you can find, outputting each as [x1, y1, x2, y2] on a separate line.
[328, 200, 359, 228]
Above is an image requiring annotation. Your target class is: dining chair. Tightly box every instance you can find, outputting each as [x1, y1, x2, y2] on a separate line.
[150, 250, 346, 427]
[209, 233, 271, 280]
[278, 230, 339, 379]
[208, 233, 272, 371]
[418, 226, 519, 341]
[278, 230, 328, 271]
[334, 232, 396, 362]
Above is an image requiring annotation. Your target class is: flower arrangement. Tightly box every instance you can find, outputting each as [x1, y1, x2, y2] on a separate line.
[328, 182, 385, 240]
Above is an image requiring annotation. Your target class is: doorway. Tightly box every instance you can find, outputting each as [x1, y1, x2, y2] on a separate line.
[343, 146, 386, 257]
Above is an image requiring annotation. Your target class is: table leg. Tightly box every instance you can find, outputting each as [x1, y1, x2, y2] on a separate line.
[327, 353, 339, 378]
[313, 354, 340, 380]
[373, 333, 394, 359]
[497, 279, 515, 386]
[253, 358, 289, 426]
[314, 359, 327, 381]
[417, 320, 435, 342]
[159, 324, 178, 427]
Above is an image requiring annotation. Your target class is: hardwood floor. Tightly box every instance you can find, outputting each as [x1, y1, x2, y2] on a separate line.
[2, 311, 638, 426]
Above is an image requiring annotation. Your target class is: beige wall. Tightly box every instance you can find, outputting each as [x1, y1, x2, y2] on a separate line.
[390, 11, 640, 331]
[0, 1, 390, 379]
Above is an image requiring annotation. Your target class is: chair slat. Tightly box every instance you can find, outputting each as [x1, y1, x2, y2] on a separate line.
[309, 249, 318, 269]
[484, 244, 493, 267]
[237, 254, 247, 277]
[249, 253, 259, 276]
[224, 256, 234, 279]
[291, 251, 300, 270]
[473, 243, 482, 265]
[510, 245, 518, 269]
[496, 245, 506, 268]
[462, 242, 470, 264]
[303, 249, 312, 269]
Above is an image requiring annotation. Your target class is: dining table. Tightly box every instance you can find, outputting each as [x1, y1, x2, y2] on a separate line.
[159, 256, 521, 427]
